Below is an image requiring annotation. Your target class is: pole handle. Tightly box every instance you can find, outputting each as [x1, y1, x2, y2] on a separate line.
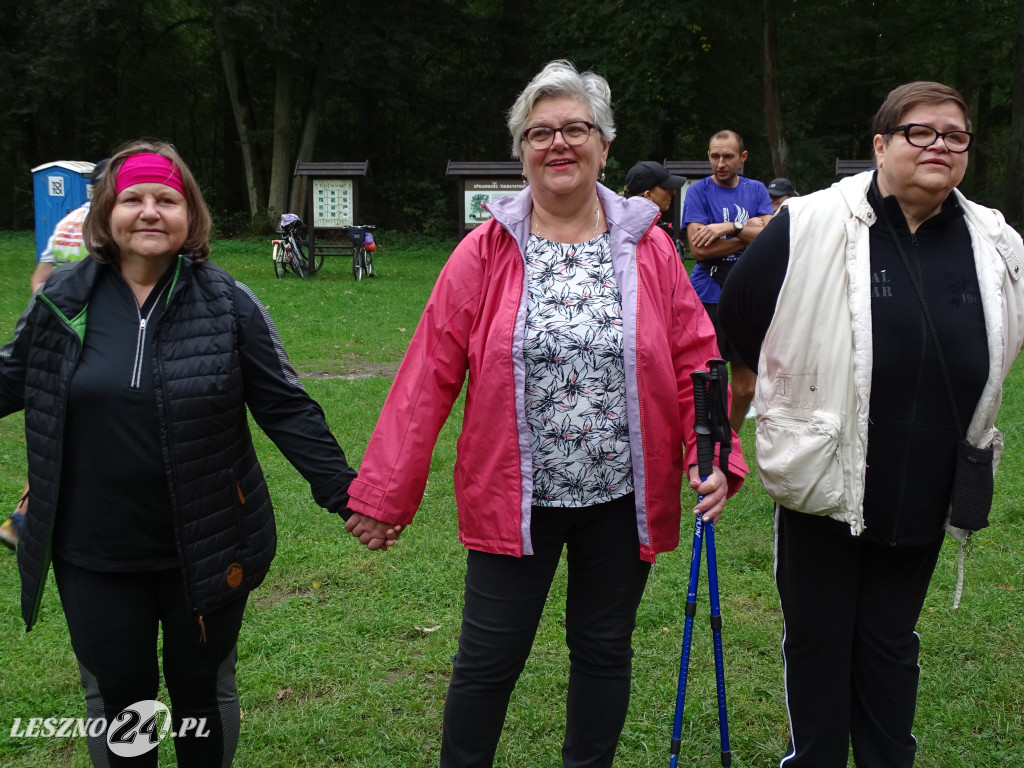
[690, 371, 714, 480]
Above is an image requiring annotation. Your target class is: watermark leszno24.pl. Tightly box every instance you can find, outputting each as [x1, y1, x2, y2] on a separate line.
[10, 700, 207, 758]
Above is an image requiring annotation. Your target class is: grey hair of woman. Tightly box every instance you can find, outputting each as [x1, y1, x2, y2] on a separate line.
[507, 60, 617, 160]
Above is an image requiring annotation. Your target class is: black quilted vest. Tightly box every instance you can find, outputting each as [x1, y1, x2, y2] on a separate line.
[16, 256, 276, 630]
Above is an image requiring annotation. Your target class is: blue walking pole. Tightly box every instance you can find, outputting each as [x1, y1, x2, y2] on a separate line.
[669, 360, 732, 767]
[706, 360, 732, 766]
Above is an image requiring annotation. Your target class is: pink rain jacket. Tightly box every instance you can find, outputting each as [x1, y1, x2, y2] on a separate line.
[347, 184, 747, 562]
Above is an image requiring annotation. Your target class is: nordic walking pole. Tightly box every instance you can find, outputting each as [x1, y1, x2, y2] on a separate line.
[669, 369, 714, 768]
[669, 361, 732, 767]
[705, 359, 732, 767]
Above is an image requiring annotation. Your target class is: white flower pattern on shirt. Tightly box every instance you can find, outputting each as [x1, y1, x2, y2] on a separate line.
[524, 232, 633, 507]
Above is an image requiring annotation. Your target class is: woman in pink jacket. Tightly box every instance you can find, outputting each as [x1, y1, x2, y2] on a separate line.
[346, 60, 747, 767]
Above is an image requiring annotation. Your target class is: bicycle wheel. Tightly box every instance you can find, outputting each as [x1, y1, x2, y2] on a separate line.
[294, 236, 321, 274]
[289, 249, 308, 280]
[352, 246, 364, 281]
[365, 247, 375, 277]
[273, 243, 287, 279]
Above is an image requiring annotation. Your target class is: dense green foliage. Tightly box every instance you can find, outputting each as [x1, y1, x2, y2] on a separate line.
[2, 0, 1022, 235]
[0, 232, 1021, 766]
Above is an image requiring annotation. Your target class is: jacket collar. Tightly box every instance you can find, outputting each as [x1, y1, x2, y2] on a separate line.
[40, 252, 194, 317]
[485, 183, 661, 255]
[953, 190, 1023, 281]
[835, 170, 878, 227]
[833, 170, 1021, 282]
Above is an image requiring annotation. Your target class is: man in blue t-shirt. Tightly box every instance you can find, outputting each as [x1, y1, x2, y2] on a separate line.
[683, 130, 773, 433]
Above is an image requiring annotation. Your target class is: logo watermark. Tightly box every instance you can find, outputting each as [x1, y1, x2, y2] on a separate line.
[10, 699, 208, 757]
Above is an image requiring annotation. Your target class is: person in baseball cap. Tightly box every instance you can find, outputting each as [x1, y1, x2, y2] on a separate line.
[766, 177, 797, 212]
[623, 160, 686, 213]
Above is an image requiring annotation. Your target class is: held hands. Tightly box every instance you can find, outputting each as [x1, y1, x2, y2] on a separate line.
[345, 512, 403, 551]
[688, 465, 727, 525]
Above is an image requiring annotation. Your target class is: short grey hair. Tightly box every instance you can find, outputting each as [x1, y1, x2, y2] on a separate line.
[507, 60, 616, 160]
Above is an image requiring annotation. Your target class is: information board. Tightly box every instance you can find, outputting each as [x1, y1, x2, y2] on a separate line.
[463, 178, 527, 227]
[313, 179, 354, 228]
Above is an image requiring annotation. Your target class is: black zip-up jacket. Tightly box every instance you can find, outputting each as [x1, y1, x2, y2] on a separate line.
[1, 254, 357, 630]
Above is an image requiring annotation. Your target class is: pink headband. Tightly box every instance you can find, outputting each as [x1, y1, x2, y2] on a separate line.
[115, 153, 185, 196]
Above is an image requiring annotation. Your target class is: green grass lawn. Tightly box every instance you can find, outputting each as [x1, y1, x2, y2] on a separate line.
[0, 230, 1021, 766]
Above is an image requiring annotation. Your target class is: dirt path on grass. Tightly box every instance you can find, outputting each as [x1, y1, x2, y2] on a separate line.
[298, 361, 402, 381]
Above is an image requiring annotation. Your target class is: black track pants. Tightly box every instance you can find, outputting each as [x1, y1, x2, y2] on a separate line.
[774, 507, 943, 768]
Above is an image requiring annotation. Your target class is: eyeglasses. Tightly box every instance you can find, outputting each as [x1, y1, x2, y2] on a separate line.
[884, 123, 974, 153]
[521, 121, 599, 151]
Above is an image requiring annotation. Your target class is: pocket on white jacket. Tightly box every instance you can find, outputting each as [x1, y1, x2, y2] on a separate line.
[755, 407, 845, 515]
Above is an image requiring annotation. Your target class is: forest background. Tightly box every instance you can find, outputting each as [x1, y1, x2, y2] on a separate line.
[2, 0, 1024, 237]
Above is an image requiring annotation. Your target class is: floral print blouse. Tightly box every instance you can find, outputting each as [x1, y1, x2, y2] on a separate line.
[523, 232, 633, 507]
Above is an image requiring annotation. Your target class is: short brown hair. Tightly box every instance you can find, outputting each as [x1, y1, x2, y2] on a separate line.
[710, 130, 745, 153]
[84, 139, 213, 265]
[872, 82, 971, 142]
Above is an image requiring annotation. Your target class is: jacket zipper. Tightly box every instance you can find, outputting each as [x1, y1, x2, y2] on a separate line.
[130, 282, 169, 389]
[889, 230, 925, 543]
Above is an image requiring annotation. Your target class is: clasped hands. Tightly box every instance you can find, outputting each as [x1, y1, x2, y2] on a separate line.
[345, 511, 402, 551]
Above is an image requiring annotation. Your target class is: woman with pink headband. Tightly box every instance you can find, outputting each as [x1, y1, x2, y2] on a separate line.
[1, 140, 361, 767]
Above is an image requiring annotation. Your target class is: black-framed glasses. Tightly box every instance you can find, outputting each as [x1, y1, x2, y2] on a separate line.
[521, 121, 599, 151]
[884, 123, 974, 153]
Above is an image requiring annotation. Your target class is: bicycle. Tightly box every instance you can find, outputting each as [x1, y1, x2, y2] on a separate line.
[272, 214, 322, 279]
[272, 236, 306, 279]
[345, 225, 377, 281]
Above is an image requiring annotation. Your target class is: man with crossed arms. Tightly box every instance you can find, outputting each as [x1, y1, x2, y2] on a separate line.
[684, 130, 773, 433]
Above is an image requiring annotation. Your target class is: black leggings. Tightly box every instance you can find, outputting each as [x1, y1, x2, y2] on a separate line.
[53, 557, 247, 767]
[440, 494, 652, 768]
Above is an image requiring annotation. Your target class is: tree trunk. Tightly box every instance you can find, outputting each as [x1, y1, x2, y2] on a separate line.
[268, 57, 292, 217]
[290, 49, 328, 216]
[220, 80, 247, 214]
[1005, 0, 1024, 227]
[970, 85, 990, 200]
[216, 28, 265, 219]
[762, 0, 788, 177]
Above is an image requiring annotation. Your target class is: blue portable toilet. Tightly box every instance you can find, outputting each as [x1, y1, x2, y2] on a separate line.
[31, 160, 95, 261]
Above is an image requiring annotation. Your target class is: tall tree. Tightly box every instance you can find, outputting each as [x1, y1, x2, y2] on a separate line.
[1005, 0, 1024, 226]
[761, 0, 788, 177]
[268, 56, 293, 217]
[288, 1, 347, 216]
[289, 50, 328, 216]
[213, 5, 267, 219]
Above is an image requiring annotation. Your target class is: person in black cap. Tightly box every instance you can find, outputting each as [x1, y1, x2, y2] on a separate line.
[622, 160, 685, 213]
[766, 177, 797, 213]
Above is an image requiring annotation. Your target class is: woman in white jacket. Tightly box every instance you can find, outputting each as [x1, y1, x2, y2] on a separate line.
[720, 82, 1024, 767]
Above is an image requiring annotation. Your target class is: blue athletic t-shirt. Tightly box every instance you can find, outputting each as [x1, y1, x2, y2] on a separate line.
[683, 175, 773, 303]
